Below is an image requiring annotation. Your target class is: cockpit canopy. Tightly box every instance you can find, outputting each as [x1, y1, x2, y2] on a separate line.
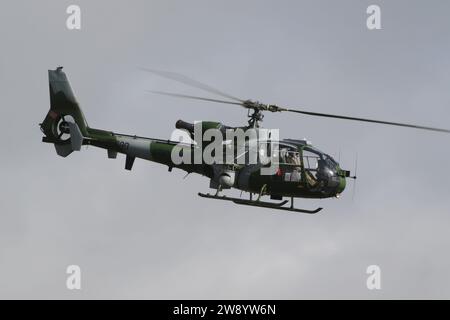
[278, 143, 340, 186]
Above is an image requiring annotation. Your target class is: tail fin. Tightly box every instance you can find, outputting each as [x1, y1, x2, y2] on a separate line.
[40, 67, 89, 157]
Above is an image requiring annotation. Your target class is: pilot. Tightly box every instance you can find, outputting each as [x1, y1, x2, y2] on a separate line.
[286, 152, 301, 166]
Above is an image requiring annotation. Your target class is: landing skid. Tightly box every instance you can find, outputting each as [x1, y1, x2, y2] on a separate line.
[198, 193, 322, 214]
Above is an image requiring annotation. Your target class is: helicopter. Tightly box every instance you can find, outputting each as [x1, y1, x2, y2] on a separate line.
[40, 67, 450, 214]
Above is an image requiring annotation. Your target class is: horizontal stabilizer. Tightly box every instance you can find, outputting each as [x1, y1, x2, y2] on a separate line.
[53, 122, 85, 157]
[69, 122, 83, 151]
[54, 143, 73, 157]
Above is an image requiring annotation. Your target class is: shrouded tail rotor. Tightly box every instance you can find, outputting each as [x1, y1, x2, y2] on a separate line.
[40, 67, 88, 157]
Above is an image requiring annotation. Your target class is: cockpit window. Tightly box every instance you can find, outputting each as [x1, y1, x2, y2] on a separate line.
[277, 145, 339, 185]
[303, 147, 336, 164]
[279, 147, 300, 165]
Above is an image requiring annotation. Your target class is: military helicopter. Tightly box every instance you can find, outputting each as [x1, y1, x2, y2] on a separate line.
[40, 67, 450, 214]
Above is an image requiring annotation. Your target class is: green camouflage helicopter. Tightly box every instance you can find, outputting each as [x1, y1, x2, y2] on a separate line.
[40, 67, 450, 214]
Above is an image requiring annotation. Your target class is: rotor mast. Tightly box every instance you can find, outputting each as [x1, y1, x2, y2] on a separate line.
[243, 100, 287, 128]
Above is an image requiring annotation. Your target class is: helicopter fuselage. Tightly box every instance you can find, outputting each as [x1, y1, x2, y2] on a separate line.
[40, 67, 450, 212]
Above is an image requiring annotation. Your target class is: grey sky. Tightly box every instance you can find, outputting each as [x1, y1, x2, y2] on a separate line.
[1, 0, 450, 299]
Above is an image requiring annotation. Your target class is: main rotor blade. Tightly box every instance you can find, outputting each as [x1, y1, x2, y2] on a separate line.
[147, 90, 243, 106]
[286, 108, 450, 133]
[140, 67, 244, 103]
